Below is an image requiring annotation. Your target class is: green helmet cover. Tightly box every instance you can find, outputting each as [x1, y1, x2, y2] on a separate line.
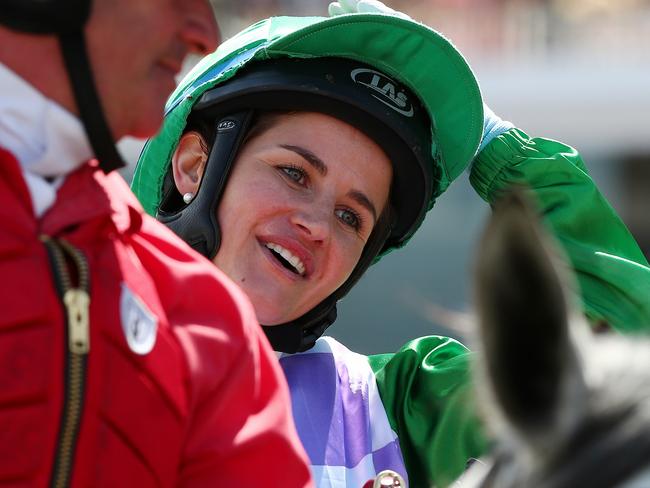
[132, 13, 483, 259]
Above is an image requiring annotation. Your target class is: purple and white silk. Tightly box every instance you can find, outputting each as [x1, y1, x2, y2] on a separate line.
[279, 337, 408, 488]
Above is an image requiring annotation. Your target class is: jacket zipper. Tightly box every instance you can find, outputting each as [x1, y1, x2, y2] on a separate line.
[41, 235, 90, 488]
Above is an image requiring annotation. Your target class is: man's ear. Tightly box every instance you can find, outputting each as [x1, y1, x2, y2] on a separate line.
[171, 131, 208, 196]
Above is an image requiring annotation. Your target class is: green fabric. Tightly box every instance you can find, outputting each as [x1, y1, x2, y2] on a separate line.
[131, 14, 483, 247]
[368, 336, 487, 488]
[369, 129, 650, 487]
[471, 128, 650, 333]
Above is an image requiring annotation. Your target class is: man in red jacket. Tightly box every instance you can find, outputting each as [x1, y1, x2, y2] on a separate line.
[0, 1, 313, 486]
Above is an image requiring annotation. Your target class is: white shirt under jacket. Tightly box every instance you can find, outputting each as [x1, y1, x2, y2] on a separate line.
[0, 62, 92, 217]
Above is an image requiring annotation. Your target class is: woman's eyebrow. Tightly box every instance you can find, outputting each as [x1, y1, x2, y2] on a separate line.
[348, 190, 377, 223]
[280, 144, 327, 176]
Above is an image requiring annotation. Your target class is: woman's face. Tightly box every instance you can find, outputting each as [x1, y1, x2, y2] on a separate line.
[213, 112, 392, 325]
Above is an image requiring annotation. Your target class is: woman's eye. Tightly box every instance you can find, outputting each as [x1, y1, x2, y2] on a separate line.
[335, 208, 362, 230]
[280, 165, 306, 185]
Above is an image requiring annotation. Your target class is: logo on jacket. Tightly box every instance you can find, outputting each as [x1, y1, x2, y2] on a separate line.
[350, 68, 414, 117]
[120, 283, 158, 355]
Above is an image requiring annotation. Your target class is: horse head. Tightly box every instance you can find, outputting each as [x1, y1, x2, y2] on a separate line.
[457, 189, 650, 488]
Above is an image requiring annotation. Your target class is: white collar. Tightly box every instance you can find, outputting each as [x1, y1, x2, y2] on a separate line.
[0, 62, 93, 216]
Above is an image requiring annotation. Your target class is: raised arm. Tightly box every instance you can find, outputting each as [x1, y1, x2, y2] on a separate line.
[471, 120, 650, 333]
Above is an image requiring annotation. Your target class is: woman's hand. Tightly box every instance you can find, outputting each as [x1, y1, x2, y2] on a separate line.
[328, 0, 411, 19]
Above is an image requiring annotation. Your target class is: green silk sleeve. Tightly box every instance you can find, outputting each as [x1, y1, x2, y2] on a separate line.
[368, 336, 487, 488]
[471, 128, 650, 333]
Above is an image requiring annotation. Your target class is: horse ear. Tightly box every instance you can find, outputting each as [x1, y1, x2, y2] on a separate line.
[474, 187, 586, 449]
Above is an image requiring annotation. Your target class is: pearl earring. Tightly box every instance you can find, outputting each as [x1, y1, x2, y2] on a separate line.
[183, 192, 194, 204]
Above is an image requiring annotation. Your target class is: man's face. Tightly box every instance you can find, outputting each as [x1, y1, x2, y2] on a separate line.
[86, 0, 219, 139]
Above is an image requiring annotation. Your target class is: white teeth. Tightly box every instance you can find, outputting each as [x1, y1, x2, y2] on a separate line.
[265, 243, 306, 276]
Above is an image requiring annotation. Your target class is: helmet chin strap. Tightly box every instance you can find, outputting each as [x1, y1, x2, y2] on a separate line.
[158, 110, 255, 257]
[59, 31, 126, 173]
[263, 305, 338, 354]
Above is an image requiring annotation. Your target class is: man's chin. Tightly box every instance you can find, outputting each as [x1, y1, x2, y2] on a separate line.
[125, 111, 165, 140]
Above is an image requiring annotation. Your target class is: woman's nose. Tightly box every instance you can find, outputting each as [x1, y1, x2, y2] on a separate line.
[290, 207, 331, 244]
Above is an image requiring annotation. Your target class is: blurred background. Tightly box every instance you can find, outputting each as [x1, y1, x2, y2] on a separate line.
[119, 0, 650, 354]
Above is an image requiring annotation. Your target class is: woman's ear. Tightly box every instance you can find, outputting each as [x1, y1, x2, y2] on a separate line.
[171, 131, 208, 196]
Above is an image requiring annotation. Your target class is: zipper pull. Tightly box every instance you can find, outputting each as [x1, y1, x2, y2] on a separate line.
[63, 289, 90, 354]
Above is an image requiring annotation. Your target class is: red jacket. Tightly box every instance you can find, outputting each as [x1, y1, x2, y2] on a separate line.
[0, 148, 313, 487]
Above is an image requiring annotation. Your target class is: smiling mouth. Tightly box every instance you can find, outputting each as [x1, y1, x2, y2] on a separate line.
[264, 242, 306, 276]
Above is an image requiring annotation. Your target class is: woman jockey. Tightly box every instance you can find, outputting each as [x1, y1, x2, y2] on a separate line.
[132, 3, 650, 486]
